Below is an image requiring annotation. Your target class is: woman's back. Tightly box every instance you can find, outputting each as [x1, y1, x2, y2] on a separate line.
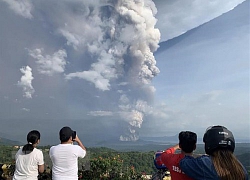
[180, 125, 248, 180]
[13, 130, 44, 180]
[13, 147, 44, 180]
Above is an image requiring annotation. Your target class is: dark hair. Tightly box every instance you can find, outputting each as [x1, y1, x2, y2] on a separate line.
[59, 126, 75, 143]
[22, 130, 40, 154]
[179, 131, 197, 153]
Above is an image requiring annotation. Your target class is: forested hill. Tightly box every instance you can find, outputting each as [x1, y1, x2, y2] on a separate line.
[0, 137, 22, 145]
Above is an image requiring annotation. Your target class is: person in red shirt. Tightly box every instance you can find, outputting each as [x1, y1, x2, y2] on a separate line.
[158, 131, 197, 180]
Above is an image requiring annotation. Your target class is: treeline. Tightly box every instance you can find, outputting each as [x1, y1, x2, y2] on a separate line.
[87, 147, 157, 174]
[41, 146, 157, 174]
[0, 146, 15, 163]
[0, 146, 158, 179]
[1, 145, 250, 171]
[0, 145, 249, 179]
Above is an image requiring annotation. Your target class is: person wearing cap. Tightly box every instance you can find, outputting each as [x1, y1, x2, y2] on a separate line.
[49, 126, 86, 180]
[180, 125, 249, 180]
[156, 131, 197, 180]
[13, 130, 44, 180]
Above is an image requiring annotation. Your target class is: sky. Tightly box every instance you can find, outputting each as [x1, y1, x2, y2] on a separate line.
[148, 0, 249, 140]
[0, 0, 249, 145]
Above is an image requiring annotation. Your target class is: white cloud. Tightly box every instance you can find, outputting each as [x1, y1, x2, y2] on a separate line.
[29, 49, 67, 76]
[22, 108, 30, 112]
[65, 71, 110, 91]
[58, 29, 81, 50]
[17, 66, 34, 99]
[2, 0, 33, 19]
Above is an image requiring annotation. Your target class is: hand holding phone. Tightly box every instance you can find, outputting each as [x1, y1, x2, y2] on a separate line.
[72, 131, 76, 140]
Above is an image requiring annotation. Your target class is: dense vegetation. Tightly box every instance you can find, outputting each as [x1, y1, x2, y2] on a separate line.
[0, 144, 249, 179]
[0, 145, 158, 179]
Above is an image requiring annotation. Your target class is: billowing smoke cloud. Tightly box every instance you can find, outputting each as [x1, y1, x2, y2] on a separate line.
[2, 0, 33, 19]
[7, 0, 160, 141]
[65, 0, 160, 141]
[1, 0, 248, 144]
[18, 66, 34, 99]
[28, 49, 67, 76]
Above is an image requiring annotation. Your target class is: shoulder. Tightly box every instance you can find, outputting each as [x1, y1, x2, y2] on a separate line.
[180, 155, 217, 179]
[160, 149, 182, 164]
[73, 145, 86, 157]
[196, 155, 212, 163]
[74, 145, 83, 149]
[180, 155, 212, 166]
[50, 144, 59, 150]
[182, 154, 210, 160]
[33, 148, 43, 155]
[73, 145, 85, 152]
[34, 147, 42, 151]
[17, 147, 23, 153]
[49, 145, 60, 154]
[15, 148, 23, 156]
[164, 147, 176, 154]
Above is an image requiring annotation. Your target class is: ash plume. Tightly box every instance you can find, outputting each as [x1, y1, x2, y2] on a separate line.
[89, 0, 160, 141]
[14, 0, 160, 141]
[57, 0, 160, 141]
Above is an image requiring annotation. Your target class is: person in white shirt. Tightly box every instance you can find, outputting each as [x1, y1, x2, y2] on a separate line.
[49, 126, 87, 180]
[13, 130, 44, 180]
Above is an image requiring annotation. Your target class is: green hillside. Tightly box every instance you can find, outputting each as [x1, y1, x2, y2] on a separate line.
[0, 137, 22, 146]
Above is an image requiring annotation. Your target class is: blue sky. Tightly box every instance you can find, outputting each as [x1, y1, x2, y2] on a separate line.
[0, 0, 248, 145]
[148, 0, 249, 139]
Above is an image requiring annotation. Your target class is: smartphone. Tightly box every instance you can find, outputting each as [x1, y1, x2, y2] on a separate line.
[72, 131, 76, 140]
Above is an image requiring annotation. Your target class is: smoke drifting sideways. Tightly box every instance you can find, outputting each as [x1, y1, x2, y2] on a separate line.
[21, 0, 160, 141]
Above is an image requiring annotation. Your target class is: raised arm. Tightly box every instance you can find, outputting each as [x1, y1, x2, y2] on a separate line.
[74, 135, 86, 151]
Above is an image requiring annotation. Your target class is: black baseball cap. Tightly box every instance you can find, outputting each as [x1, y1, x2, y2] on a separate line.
[59, 126, 75, 142]
[203, 125, 235, 155]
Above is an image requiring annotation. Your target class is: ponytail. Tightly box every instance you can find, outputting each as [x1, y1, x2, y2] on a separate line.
[22, 130, 40, 154]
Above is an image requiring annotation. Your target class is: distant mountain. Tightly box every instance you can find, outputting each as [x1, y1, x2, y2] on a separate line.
[0, 137, 22, 146]
[140, 135, 249, 144]
[151, 0, 249, 144]
[140, 134, 178, 143]
[155, 0, 249, 54]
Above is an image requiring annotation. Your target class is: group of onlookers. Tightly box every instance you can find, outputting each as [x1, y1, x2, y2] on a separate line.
[12, 126, 86, 180]
[157, 125, 249, 180]
[11, 125, 249, 180]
